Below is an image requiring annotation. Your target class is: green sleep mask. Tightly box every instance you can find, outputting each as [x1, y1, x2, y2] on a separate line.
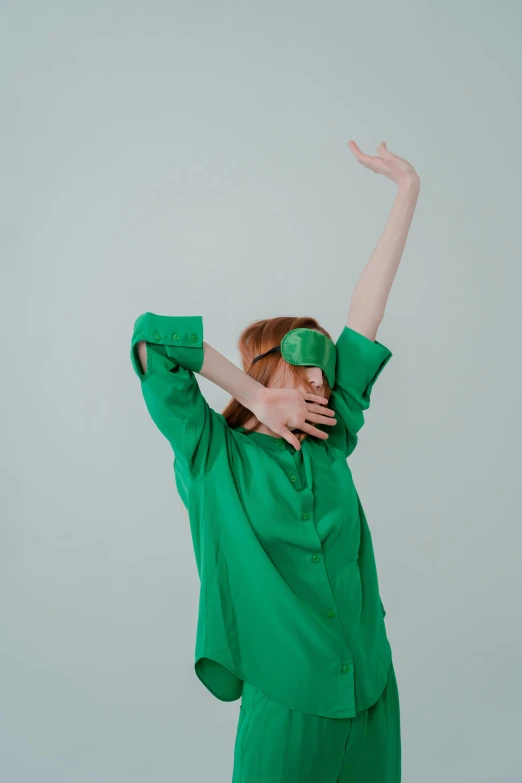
[250, 327, 336, 387]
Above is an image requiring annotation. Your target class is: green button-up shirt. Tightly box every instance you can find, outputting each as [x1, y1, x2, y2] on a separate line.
[130, 313, 393, 719]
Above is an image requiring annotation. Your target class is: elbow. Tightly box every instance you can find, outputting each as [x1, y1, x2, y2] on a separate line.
[136, 340, 148, 374]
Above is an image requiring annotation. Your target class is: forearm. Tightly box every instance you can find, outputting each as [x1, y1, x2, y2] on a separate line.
[136, 329, 263, 413]
[198, 341, 264, 411]
[349, 177, 420, 333]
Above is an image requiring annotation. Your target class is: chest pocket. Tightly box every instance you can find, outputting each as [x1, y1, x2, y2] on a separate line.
[312, 455, 361, 561]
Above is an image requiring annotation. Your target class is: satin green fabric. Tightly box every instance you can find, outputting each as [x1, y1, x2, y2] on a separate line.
[233, 661, 401, 782]
[280, 327, 337, 387]
[130, 313, 394, 719]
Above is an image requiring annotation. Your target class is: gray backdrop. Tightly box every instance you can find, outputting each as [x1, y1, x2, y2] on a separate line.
[2, 1, 521, 781]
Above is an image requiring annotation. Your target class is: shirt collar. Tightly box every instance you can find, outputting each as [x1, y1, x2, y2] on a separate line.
[234, 426, 300, 451]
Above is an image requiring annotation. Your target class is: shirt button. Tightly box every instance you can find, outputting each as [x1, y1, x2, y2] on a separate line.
[275, 438, 284, 445]
[153, 331, 162, 340]
[290, 475, 297, 483]
[302, 511, 310, 520]
[327, 609, 336, 618]
[312, 554, 321, 563]
[190, 333, 199, 343]
[172, 333, 180, 341]
[342, 664, 351, 673]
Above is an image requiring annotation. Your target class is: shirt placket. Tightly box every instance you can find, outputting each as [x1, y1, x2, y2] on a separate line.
[273, 437, 355, 690]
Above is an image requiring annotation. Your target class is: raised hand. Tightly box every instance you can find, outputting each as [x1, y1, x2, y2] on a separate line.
[347, 140, 419, 188]
[249, 386, 337, 450]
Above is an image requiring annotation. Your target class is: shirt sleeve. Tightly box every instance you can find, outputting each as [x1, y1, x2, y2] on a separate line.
[326, 325, 393, 458]
[130, 312, 226, 481]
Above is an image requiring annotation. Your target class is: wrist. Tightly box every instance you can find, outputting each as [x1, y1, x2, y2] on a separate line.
[397, 174, 420, 195]
[235, 375, 266, 412]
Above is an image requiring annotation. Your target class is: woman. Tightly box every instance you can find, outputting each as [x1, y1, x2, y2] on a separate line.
[130, 140, 420, 783]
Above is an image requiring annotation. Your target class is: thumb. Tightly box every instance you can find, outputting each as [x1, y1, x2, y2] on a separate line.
[378, 141, 393, 161]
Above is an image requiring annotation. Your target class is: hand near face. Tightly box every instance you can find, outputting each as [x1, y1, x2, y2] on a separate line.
[250, 387, 337, 450]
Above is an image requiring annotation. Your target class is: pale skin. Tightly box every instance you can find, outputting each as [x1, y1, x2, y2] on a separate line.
[137, 140, 420, 451]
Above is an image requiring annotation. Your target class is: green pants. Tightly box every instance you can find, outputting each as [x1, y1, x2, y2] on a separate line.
[232, 660, 401, 783]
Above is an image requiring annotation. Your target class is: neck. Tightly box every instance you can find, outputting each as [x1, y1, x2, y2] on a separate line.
[243, 416, 306, 442]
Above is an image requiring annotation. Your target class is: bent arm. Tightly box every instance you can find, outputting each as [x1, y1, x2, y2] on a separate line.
[347, 178, 420, 339]
[137, 337, 265, 411]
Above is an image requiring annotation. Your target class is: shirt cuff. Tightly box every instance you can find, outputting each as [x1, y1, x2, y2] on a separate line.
[130, 313, 204, 376]
[335, 326, 392, 399]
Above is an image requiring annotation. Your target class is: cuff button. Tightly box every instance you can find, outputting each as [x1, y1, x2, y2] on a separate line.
[172, 333, 180, 341]
[153, 331, 162, 341]
[190, 333, 199, 343]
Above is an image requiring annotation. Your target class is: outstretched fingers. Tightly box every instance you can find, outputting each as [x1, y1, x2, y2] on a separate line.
[306, 402, 337, 423]
[303, 392, 330, 405]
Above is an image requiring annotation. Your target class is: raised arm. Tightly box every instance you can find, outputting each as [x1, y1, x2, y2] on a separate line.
[323, 142, 420, 457]
[135, 333, 266, 411]
[345, 140, 420, 338]
[131, 314, 336, 467]
[131, 314, 224, 480]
